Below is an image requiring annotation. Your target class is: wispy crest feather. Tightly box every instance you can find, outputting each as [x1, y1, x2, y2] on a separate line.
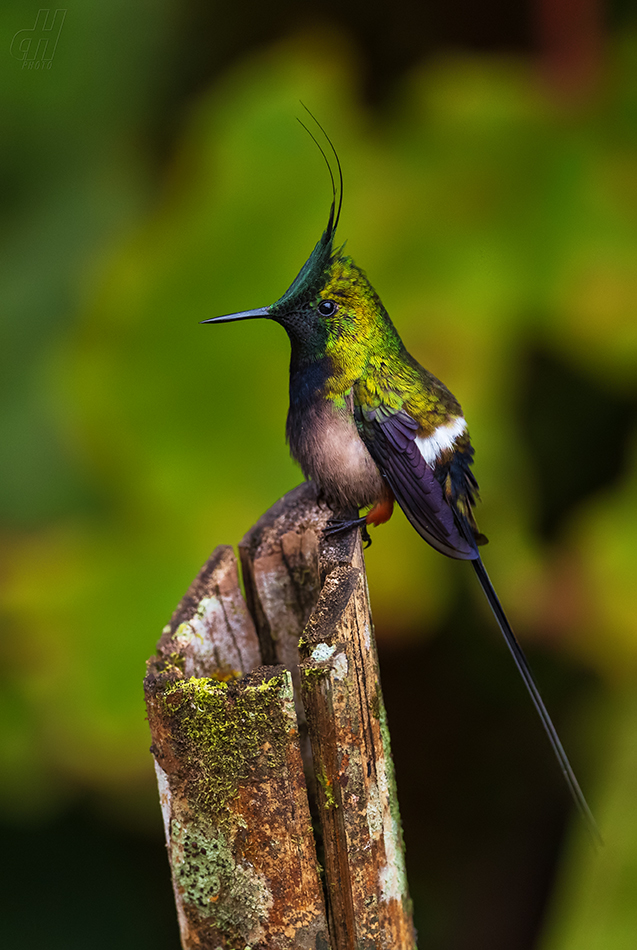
[270, 107, 344, 316]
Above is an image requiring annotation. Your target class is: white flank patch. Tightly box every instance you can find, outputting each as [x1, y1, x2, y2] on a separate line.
[415, 416, 467, 467]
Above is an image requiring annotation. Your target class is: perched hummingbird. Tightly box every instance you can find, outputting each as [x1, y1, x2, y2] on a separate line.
[202, 120, 597, 838]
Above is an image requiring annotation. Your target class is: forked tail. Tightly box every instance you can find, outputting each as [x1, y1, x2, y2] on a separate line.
[472, 556, 601, 844]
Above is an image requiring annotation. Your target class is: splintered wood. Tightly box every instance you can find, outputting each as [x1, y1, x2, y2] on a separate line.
[144, 483, 416, 950]
[145, 546, 327, 949]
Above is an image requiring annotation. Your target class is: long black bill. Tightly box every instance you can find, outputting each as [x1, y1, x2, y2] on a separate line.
[200, 306, 270, 325]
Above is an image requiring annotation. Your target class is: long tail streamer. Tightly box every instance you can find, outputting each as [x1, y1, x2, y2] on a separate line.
[472, 556, 601, 844]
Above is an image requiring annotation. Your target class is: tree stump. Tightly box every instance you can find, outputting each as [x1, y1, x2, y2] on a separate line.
[144, 483, 417, 949]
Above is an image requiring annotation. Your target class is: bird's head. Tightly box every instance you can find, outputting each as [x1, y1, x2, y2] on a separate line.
[202, 116, 400, 374]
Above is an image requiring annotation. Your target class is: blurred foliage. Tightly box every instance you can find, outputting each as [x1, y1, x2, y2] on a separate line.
[1, 6, 637, 949]
[540, 687, 637, 950]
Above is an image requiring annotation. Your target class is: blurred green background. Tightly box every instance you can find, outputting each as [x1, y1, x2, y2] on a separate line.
[1, 1, 637, 947]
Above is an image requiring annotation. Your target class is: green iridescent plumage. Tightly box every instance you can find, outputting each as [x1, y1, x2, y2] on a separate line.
[201, 122, 599, 841]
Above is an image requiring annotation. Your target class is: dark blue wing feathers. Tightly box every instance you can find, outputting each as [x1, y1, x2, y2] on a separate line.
[357, 400, 599, 839]
[356, 404, 478, 559]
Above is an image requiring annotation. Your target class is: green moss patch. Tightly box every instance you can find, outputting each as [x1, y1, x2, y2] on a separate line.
[163, 672, 290, 823]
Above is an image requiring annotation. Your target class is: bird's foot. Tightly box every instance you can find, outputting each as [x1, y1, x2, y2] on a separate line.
[324, 517, 372, 548]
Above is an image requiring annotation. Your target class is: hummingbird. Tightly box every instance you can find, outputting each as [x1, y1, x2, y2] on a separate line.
[202, 117, 598, 839]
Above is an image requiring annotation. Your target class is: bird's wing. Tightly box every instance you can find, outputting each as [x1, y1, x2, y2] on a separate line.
[356, 402, 478, 560]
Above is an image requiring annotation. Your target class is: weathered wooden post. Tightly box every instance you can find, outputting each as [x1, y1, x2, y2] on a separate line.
[144, 483, 417, 949]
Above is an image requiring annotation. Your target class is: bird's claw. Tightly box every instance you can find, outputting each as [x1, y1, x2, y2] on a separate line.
[324, 517, 372, 548]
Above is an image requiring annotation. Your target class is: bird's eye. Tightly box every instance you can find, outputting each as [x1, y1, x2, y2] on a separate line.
[317, 299, 338, 316]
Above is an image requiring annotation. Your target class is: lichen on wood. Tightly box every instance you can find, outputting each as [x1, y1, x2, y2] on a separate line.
[157, 544, 261, 681]
[145, 544, 329, 949]
[300, 566, 416, 949]
[145, 484, 416, 949]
